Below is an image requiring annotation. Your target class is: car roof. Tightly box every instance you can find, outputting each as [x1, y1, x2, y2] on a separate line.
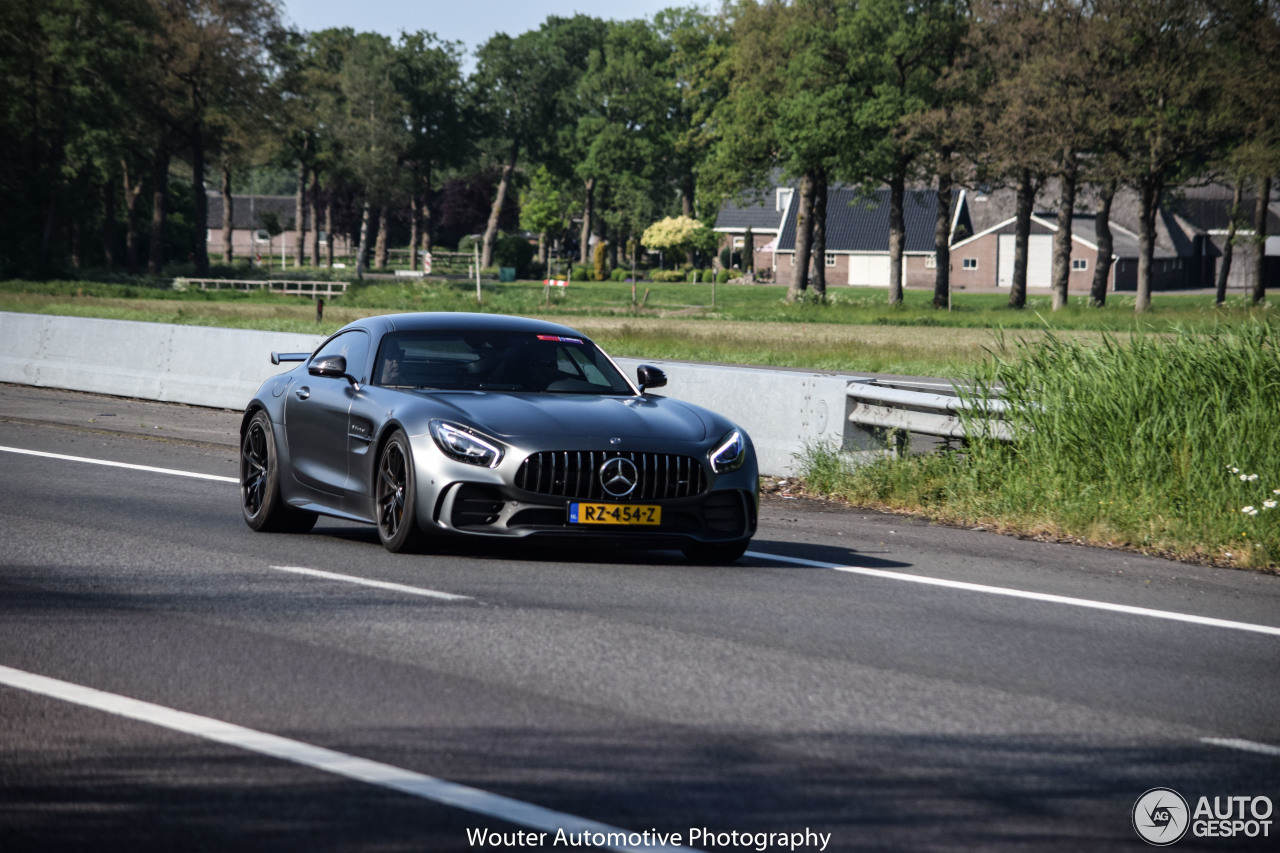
[344, 312, 591, 340]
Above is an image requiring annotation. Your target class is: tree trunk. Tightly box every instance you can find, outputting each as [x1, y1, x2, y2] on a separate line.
[101, 179, 116, 272]
[295, 155, 308, 268]
[680, 171, 695, 218]
[1090, 179, 1116, 307]
[482, 142, 518, 269]
[1135, 177, 1162, 313]
[148, 142, 170, 275]
[421, 166, 434, 254]
[324, 200, 334, 267]
[743, 225, 754, 272]
[122, 159, 142, 274]
[309, 169, 321, 267]
[788, 173, 816, 302]
[375, 205, 389, 269]
[811, 175, 827, 297]
[887, 172, 905, 305]
[191, 126, 209, 276]
[1009, 169, 1033, 309]
[409, 190, 420, 272]
[1050, 146, 1077, 311]
[220, 161, 233, 263]
[1251, 175, 1271, 306]
[579, 176, 596, 265]
[933, 161, 953, 309]
[1214, 180, 1242, 305]
[356, 195, 371, 279]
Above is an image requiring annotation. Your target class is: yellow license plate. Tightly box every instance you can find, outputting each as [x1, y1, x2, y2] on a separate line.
[569, 502, 661, 525]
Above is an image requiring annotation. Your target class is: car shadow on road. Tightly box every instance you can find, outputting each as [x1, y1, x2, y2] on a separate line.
[306, 523, 912, 570]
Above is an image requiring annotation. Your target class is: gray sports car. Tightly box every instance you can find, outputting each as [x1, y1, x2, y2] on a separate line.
[239, 312, 758, 562]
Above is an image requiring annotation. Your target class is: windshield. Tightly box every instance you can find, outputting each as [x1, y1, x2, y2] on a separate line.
[373, 330, 634, 395]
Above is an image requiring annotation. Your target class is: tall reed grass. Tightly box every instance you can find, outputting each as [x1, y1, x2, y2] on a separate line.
[804, 324, 1280, 569]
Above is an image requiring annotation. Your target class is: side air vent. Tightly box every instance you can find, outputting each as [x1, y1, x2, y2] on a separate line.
[451, 485, 504, 527]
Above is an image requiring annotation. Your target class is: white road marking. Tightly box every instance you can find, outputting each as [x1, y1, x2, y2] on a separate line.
[0, 664, 691, 852]
[270, 565, 471, 602]
[0, 445, 237, 484]
[1202, 738, 1280, 758]
[746, 551, 1280, 638]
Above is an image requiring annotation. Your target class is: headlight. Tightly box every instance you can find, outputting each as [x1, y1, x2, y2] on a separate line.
[710, 429, 746, 474]
[429, 420, 504, 468]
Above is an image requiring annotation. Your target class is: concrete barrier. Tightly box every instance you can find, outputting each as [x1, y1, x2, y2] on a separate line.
[0, 312, 876, 475]
[0, 313, 324, 412]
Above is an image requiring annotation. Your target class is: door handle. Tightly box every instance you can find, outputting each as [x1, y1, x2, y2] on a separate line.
[295, 386, 311, 400]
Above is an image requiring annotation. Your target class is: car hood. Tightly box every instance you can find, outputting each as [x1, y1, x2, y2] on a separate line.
[422, 391, 710, 442]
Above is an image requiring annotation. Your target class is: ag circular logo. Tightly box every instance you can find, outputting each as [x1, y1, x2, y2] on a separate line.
[1133, 788, 1190, 846]
[599, 456, 638, 498]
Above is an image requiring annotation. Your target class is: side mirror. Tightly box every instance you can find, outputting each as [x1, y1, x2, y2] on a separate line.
[309, 355, 347, 378]
[636, 365, 666, 394]
[309, 355, 361, 390]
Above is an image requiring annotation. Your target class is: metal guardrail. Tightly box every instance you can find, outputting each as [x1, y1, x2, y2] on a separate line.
[175, 278, 348, 297]
[846, 381, 1015, 443]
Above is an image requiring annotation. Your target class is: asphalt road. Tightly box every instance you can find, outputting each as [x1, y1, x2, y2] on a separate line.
[1, 386, 1277, 852]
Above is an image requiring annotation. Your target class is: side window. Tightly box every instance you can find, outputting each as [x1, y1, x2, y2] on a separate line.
[311, 330, 370, 381]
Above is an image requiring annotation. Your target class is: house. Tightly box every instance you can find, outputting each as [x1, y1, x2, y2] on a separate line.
[950, 207, 1147, 292]
[205, 192, 352, 263]
[712, 184, 791, 275]
[958, 181, 1280, 293]
[772, 187, 954, 289]
[714, 178, 1280, 292]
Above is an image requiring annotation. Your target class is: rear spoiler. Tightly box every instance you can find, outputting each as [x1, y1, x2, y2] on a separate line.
[271, 352, 310, 365]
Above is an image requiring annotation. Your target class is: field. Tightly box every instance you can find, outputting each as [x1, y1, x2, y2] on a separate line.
[4, 275, 1277, 570]
[0, 276, 1271, 376]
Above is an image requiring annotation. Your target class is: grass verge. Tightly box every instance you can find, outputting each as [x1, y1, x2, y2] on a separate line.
[799, 324, 1280, 571]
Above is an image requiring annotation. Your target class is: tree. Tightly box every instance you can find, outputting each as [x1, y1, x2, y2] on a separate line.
[144, 0, 283, 275]
[330, 31, 409, 276]
[394, 31, 468, 269]
[519, 165, 576, 266]
[472, 15, 604, 269]
[707, 0, 852, 301]
[642, 215, 717, 265]
[1103, 0, 1222, 312]
[1213, 0, 1280, 305]
[834, 0, 966, 306]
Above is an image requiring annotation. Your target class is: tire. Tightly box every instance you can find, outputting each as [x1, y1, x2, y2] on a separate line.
[240, 410, 317, 534]
[682, 539, 750, 565]
[375, 429, 428, 553]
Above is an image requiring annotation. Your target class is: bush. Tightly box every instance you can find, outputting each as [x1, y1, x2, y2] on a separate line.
[571, 264, 593, 282]
[494, 234, 536, 278]
[649, 269, 687, 282]
[611, 268, 629, 282]
[717, 270, 732, 284]
[593, 242, 609, 281]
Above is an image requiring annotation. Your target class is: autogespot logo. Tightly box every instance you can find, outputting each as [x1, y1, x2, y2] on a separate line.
[1134, 788, 1191, 846]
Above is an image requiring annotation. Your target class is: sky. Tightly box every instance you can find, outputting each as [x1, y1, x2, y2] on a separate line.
[279, 0, 699, 69]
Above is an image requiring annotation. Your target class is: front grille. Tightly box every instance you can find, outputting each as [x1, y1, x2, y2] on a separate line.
[516, 450, 707, 501]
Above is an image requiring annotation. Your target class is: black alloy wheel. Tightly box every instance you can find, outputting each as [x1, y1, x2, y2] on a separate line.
[376, 430, 426, 552]
[240, 410, 316, 533]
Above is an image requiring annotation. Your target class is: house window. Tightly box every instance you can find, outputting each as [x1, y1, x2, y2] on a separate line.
[825, 253, 836, 267]
[732, 237, 744, 249]
[962, 258, 978, 270]
[1072, 258, 1088, 271]
[790, 254, 795, 266]
[925, 254, 937, 269]
[776, 188, 794, 212]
